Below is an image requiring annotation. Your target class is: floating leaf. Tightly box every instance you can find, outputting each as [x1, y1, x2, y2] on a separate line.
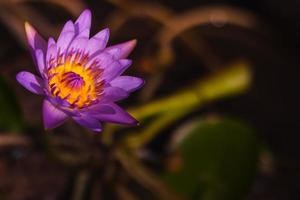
[163, 118, 258, 200]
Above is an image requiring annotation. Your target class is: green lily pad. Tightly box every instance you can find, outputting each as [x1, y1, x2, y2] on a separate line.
[163, 118, 258, 200]
[0, 76, 23, 131]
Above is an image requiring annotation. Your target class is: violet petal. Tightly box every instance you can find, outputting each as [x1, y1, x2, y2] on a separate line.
[74, 9, 91, 37]
[73, 115, 102, 132]
[87, 28, 110, 55]
[105, 39, 137, 59]
[25, 22, 47, 53]
[46, 43, 57, 68]
[102, 59, 132, 82]
[110, 76, 145, 92]
[87, 51, 114, 69]
[102, 86, 129, 102]
[57, 20, 75, 54]
[24, 22, 47, 71]
[47, 37, 56, 49]
[35, 49, 46, 77]
[86, 104, 116, 115]
[60, 20, 74, 34]
[43, 99, 69, 129]
[93, 103, 137, 125]
[68, 37, 89, 53]
[16, 71, 44, 95]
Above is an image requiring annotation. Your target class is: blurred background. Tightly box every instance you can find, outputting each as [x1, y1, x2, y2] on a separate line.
[0, 0, 299, 199]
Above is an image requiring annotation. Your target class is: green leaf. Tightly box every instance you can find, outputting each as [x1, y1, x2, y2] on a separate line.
[163, 118, 258, 200]
[0, 76, 23, 131]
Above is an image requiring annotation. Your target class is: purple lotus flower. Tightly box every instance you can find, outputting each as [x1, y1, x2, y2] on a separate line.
[16, 9, 144, 132]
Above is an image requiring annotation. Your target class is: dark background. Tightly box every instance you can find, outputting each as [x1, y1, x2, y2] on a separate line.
[102, 0, 300, 199]
[0, 0, 299, 199]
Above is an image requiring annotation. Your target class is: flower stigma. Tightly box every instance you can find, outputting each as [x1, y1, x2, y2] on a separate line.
[47, 50, 104, 108]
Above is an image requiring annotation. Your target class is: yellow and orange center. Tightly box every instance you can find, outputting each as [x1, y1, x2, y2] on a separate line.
[47, 56, 104, 108]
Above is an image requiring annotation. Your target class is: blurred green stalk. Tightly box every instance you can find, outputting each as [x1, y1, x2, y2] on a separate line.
[130, 61, 251, 118]
[103, 61, 252, 147]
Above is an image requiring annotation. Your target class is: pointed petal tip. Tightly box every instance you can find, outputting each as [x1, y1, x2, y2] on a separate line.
[81, 9, 92, 16]
[101, 28, 110, 37]
[24, 22, 35, 36]
[47, 37, 56, 47]
[123, 39, 137, 53]
[137, 78, 146, 88]
[24, 21, 32, 30]
[24, 21, 47, 53]
[110, 76, 145, 93]
[131, 119, 139, 126]
[60, 20, 75, 34]
[126, 118, 139, 127]
[77, 9, 92, 24]
[120, 59, 132, 66]
[107, 39, 137, 59]
[103, 27, 110, 32]
[120, 112, 139, 126]
[129, 39, 137, 47]
[65, 20, 74, 26]
[74, 9, 92, 37]
[92, 103, 139, 126]
[133, 78, 145, 92]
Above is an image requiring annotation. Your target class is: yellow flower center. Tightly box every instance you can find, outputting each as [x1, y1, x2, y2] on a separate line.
[47, 57, 104, 108]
